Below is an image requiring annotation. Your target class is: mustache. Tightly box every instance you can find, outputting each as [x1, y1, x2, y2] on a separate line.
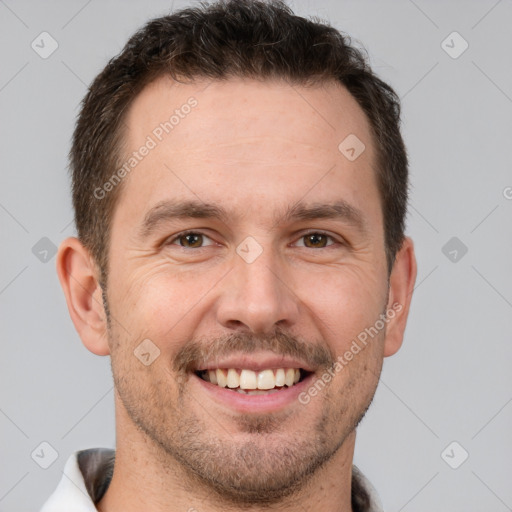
[173, 327, 335, 373]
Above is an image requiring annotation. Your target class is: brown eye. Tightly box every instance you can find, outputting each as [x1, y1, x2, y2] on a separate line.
[179, 233, 203, 248]
[301, 233, 333, 248]
[168, 232, 214, 248]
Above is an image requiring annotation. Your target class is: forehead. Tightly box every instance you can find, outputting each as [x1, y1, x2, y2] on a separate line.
[124, 75, 374, 157]
[115, 75, 380, 231]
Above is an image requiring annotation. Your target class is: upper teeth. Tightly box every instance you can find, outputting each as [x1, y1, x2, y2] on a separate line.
[202, 368, 301, 390]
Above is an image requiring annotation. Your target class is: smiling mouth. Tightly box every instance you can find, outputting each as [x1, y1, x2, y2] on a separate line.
[195, 368, 310, 395]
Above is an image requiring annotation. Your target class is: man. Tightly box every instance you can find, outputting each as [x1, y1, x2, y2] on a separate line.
[43, 0, 416, 510]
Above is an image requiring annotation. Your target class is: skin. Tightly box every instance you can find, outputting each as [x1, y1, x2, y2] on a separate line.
[57, 76, 417, 512]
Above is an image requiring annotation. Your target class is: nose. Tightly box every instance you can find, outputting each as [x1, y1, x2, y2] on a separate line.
[215, 243, 301, 335]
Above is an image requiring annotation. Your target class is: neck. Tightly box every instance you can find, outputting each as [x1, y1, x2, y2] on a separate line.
[97, 403, 357, 512]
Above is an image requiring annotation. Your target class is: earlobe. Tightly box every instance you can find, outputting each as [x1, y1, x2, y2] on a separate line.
[383, 237, 417, 357]
[56, 237, 110, 356]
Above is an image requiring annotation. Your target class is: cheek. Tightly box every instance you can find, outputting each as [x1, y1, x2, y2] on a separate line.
[297, 264, 387, 351]
[333, 330, 384, 411]
[112, 264, 218, 354]
[108, 260, 185, 327]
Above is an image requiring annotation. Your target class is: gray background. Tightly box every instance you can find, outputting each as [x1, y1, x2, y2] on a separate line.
[1, 0, 511, 510]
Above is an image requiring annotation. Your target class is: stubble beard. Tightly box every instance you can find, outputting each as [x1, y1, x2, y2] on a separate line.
[104, 289, 382, 506]
[110, 345, 379, 507]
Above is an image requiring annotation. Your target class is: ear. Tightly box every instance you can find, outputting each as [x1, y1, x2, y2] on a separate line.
[56, 237, 110, 356]
[383, 236, 417, 357]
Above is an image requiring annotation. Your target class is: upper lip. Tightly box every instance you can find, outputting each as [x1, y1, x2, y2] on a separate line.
[194, 353, 315, 373]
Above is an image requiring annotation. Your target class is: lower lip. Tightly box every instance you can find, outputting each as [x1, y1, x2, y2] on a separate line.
[192, 372, 315, 414]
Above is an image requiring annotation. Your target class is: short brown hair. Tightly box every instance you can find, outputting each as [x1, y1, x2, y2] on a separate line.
[71, 0, 409, 287]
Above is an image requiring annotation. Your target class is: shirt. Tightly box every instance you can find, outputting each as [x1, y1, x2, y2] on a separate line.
[39, 448, 384, 511]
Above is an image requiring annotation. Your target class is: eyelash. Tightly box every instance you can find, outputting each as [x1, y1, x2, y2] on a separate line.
[165, 230, 341, 249]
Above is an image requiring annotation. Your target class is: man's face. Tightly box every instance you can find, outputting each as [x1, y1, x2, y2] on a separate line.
[105, 77, 391, 502]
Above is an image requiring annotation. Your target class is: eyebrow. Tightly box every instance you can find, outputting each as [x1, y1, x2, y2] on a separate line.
[139, 200, 230, 239]
[277, 200, 367, 232]
[138, 198, 367, 239]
